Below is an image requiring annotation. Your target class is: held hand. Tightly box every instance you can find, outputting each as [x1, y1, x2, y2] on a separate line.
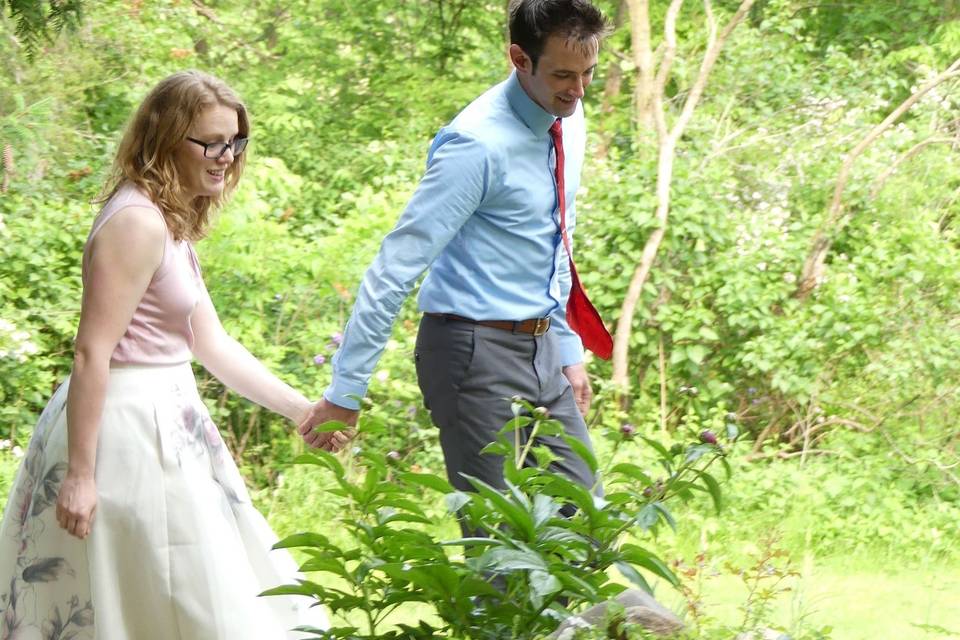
[56, 471, 97, 539]
[562, 363, 593, 418]
[298, 398, 358, 452]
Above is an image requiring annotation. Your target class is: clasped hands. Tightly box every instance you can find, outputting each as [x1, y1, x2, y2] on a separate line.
[298, 397, 358, 452]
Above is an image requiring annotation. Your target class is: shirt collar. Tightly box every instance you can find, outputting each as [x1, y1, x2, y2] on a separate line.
[505, 71, 556, 137]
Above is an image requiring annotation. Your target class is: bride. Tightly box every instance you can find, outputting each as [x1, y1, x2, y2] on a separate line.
[0, 70, 343, 639]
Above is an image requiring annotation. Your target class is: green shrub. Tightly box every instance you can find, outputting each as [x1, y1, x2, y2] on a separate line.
[264, 400, 735, 639]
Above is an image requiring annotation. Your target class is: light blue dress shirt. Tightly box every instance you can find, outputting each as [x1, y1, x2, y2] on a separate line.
[325, 71, 587, 409]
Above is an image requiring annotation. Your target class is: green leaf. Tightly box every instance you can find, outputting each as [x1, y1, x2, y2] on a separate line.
[653, 502, 677, 531]
[687, 344, 709, 365]
[313, 419, 351, 433]
[615, 561, 652, 593]
[620, 546, 679, 587]
[445, 491, 471, 513]
[531, 493, 559, 527]
[640, 436, 671, 460]
[697, 470, 723, 514]
[478, 548, 548, 573]
[684, 444, 714, 464]
[726, 422, 740, 441]
[374, 496, 428, 515]
[298, 556, 351, 579]
[699, 326, 719, 341]
[637, 504, 659, 530]
[398, 472, 454, 494]
[464, 476, 536, 539]
[529, 569, 562, 596]
[541, 477, 600, 521]
[273, 532, 335, 551]
[561, 434, 598, 475]
[377, 511, 432, 526]
[292, 451, 345, 477]
[609, 463, 653, 487]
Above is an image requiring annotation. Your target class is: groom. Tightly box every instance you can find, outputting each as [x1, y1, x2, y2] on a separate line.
[302, 0, 611, 497]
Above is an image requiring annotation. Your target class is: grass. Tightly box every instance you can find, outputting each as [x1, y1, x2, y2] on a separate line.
[660, 554, 960, 639]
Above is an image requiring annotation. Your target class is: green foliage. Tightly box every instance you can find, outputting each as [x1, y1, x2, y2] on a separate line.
[265, 401, 735, 639]
[669, 433, 960, 566]
[2, 0, 82, 56]
[0, 448, 21, 505]
[1, 7, 959, 636]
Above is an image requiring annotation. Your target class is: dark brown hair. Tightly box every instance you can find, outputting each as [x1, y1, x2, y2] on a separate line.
[508, 0, 609, 68]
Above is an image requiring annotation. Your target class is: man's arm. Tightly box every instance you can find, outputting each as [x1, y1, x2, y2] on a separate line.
[301, 131, 494, 442]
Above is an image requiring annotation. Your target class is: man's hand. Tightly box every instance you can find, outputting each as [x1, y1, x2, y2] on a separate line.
[56, 471, 97, 539]
[562, 363, 592, 418]
[298, 398, 359, 452]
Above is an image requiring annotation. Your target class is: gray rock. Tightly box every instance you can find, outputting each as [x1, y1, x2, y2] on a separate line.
[549, 589, 685, 639]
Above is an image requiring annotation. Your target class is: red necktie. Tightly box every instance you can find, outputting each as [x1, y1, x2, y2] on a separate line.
[550, 119, 613, 360]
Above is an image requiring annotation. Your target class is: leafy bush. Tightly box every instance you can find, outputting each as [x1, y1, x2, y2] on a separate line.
[264, 400, 735, 639]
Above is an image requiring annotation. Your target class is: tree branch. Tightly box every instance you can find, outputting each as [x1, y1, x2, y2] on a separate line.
[795, 59, 960, 298]
[870, 136, 957, 198]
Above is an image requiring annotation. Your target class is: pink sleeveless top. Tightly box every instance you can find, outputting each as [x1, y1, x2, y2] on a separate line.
[83, 183, 204, 365]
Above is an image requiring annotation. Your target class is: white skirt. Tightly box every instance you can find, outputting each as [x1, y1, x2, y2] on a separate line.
[0, 363, 328, 639]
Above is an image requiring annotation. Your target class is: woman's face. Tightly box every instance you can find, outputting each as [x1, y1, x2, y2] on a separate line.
[175, 104, 240, 200]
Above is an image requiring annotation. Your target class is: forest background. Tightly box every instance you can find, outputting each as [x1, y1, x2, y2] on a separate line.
[1, 1, 959, 638]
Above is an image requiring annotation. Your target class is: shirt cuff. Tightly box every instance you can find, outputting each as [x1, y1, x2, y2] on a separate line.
[558, 335, 585, 368]
[323, 379, 368, 411]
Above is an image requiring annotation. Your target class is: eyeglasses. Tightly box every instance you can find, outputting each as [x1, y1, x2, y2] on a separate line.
[186, 136, 248, 159]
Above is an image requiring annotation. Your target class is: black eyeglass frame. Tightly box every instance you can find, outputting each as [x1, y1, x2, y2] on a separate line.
[186, 136, 249, 159]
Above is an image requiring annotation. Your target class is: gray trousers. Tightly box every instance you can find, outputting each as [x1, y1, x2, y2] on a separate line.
[414, 314, 598, 496]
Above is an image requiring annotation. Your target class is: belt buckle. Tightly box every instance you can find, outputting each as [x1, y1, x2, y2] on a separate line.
[533, 318, 548, 336]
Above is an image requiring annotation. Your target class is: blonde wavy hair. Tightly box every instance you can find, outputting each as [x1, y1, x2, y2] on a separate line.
[101, 70, 249, 242]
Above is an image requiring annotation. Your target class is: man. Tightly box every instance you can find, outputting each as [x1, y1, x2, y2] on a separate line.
[302, 0, 611, 497]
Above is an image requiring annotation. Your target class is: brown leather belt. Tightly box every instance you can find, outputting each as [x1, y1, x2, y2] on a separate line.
[425, 313, 551, 336]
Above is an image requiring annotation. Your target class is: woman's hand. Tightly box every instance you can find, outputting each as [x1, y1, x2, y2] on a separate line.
[56, 471, 98, 539]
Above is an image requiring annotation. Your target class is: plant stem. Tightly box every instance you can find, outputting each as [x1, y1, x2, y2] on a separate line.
[516, 421, 541, 469]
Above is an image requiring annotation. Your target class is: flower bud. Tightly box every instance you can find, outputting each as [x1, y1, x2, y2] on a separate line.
[620, 423, 637, 438]
[699, 430, 718, 445]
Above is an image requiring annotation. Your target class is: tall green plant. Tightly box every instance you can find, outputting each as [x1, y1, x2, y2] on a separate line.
[264, 400, 735, 639]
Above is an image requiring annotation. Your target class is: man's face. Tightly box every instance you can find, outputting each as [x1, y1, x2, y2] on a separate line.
[513, 34, 598, 118]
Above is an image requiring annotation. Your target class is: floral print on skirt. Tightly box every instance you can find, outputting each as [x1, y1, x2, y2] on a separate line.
[0, 363, 326, 640]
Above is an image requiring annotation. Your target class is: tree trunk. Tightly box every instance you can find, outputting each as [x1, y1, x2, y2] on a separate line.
[628, 0, 655, 131]
[597, 0, 630, 159]
[612, 0, 757, 392]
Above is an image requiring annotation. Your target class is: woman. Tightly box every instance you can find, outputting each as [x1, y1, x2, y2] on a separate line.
[0, 71, 339, 639]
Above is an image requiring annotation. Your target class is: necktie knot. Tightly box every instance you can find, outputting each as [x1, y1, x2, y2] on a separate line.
[549, 119, 562, 142]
